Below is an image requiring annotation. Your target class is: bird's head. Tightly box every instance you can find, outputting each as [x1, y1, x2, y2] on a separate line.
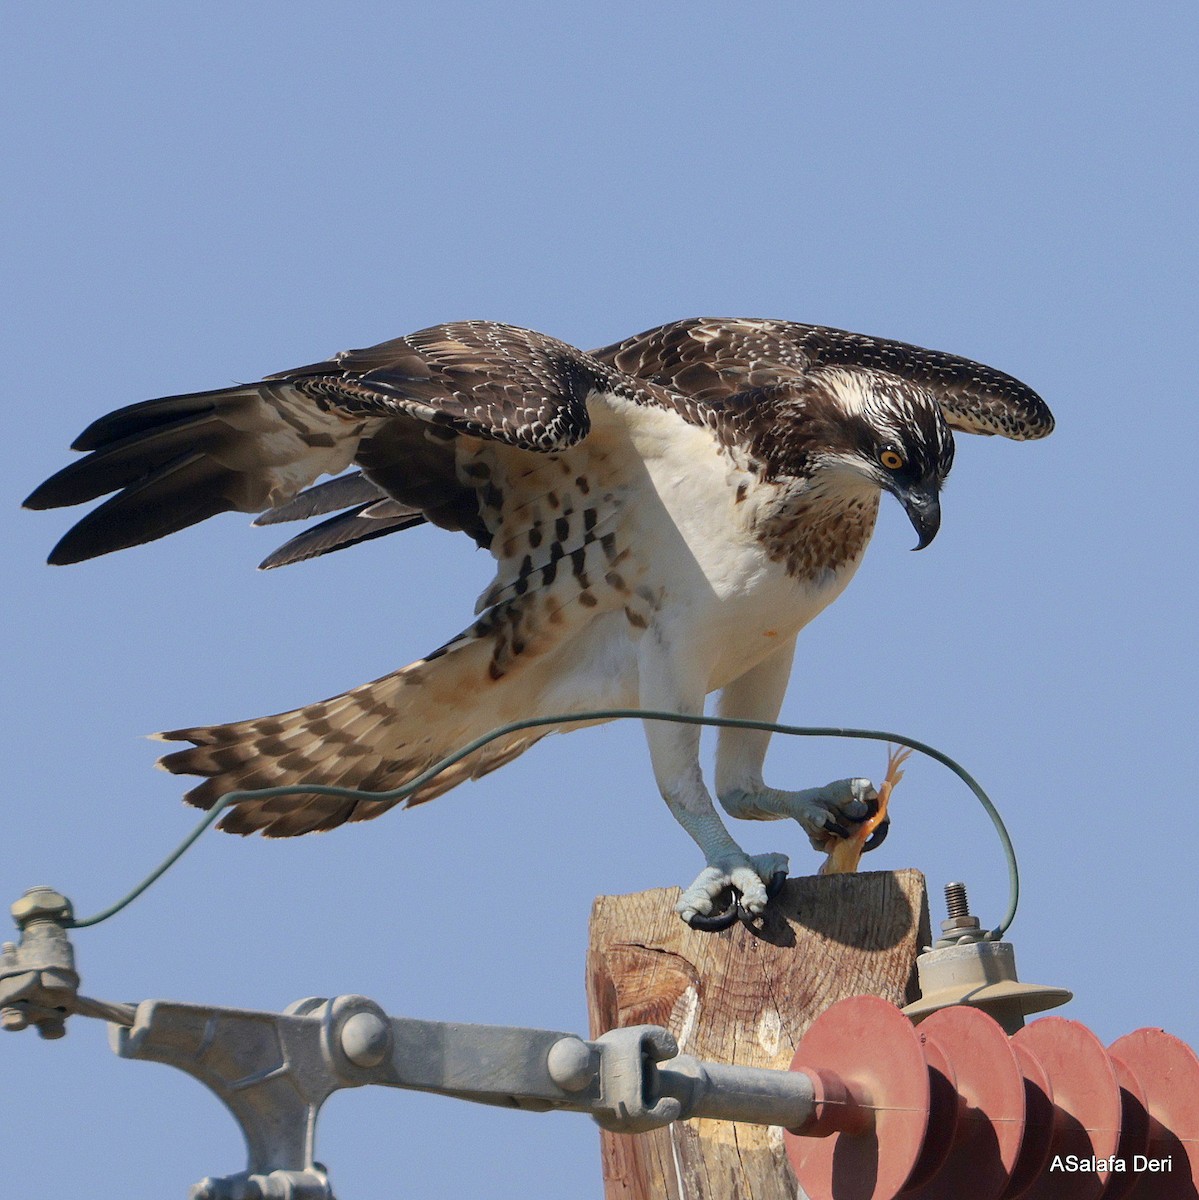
[771, 367, 955, 550]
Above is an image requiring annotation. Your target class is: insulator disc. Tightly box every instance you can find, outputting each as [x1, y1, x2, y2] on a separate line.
[1100, 1053, 1151, 1200]
[1013, 1017, 1122, 1200]
[1001, 1042, 1055, 1199]
[1108, 1027, 1199, 1199]
[900, 1036, 959, 1192]
[785, 995, 930, 1200]
[901, 1006, 1025, 1200]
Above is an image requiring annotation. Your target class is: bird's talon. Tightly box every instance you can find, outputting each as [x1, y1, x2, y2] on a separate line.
[686, 898, 741, 932]
[734, 869, 788, 925]
[679, 859, 789, 931]
[863, 814, 890, 852]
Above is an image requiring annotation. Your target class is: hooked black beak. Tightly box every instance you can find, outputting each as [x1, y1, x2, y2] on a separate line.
[894, 483, 941, 551]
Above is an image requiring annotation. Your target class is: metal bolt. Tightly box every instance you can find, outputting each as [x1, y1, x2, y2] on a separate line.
[11, 887, 73, 929]
[340, 1011, 391, 1068]
[944, 882, 970, 920]
[938, 881, 982, 943]
[547, 1036, 598, 1092]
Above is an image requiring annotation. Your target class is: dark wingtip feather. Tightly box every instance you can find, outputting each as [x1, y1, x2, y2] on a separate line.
[69, 390, 224, 452]
[257, 504, 425, 570]
[23, 477, 65, 511]
[26, 409, 227, 513]
[43, 453, 236, 564]
[46, 496, 228, 564]
[26, 463, 104, 514]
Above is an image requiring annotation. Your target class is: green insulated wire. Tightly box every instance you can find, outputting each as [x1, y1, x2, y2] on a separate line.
[67, 710, 1019, 939]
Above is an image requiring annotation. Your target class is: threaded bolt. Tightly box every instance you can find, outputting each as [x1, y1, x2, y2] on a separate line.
[937, 880, 983, 945]
[944, 882, 970, 920]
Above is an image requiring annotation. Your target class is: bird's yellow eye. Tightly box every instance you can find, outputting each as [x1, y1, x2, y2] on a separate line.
[880, 449, 905, 471]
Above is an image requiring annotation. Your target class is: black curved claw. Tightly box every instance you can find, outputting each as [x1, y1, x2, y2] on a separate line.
[684, 870, 790, 932]
[863, 814, 891, 853]
[686, 893, 741, 932]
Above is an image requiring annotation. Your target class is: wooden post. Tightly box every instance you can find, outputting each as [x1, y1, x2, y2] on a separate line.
[586, 869, 930, 1200]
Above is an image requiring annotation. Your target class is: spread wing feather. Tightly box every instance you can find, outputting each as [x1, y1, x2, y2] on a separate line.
[592, 317, 1053, 440]
[257, 500, 426, 570]
[254, 471, 388, 525]
[26, 316, 1050, 570]
[265, 321, 606, 450]
[24, 322, 622, 565]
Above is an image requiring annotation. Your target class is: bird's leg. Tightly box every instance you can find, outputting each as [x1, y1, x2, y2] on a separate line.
[638, 639, 786, 922]
[714, 638, 879, 853]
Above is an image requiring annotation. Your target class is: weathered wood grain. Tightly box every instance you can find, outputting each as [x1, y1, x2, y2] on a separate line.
[587, 869, 930, 1200]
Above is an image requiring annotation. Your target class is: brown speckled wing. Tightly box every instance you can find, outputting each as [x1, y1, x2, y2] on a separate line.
[24, 322, 632, 564]
[277, 320, 617, 451]
[592, 317, 1054, 440]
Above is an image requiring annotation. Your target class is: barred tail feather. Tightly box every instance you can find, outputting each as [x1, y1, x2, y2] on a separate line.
[155, 635, 557, 838]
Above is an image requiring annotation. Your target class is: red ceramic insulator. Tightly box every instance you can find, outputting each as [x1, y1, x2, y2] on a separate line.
[900, 1006, 1025, 1200]
[785, 995, 931, 1200]
[1108, 1028, 1199, 1199]
[898, 1035, 959, 1192]
[1012, 1017, 1122, 1200]
[1099, 1052, 1151, 1200]
[785, 997, 1199, 1200]
[1001, 1042, 1055, 1199]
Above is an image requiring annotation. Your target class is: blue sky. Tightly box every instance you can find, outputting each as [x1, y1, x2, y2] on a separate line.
[4, 4, 1197, 1196]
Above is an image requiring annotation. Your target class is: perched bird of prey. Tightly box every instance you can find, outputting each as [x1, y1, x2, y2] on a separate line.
[25, 318, 1052, 921]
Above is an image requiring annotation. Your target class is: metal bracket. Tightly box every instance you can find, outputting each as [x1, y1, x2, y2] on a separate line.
[105, 995, 820, 1197]
[0, 887, 79, 1038]
[3, 890, 821, 1197]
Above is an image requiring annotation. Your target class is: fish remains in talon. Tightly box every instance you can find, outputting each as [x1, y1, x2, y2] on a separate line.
[820, 746, 912, 875]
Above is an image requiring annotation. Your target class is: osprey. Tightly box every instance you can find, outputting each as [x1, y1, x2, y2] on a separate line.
[25, 318, 1052, 921]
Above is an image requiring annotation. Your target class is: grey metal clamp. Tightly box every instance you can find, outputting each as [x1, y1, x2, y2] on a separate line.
[4, 893, 820, 1199]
